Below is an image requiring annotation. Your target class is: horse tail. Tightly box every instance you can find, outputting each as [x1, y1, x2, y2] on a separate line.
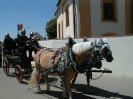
[28, 65, 39, 85]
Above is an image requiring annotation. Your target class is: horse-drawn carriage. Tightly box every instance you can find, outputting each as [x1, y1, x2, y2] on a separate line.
[1, 37, 113, 99]
[2, 46, 34, 83]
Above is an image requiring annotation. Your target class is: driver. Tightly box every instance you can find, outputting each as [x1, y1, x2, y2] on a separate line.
[17, 29, 31, 58]
[29, 32, 40, 54]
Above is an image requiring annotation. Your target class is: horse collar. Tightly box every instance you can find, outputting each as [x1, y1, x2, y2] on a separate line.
[38, 49, 47, 63]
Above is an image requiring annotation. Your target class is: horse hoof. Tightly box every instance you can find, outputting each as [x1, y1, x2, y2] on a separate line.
[38, 91, 42, 94]
[88, 91, 94, 95]
[36, 91, 42, 94]
[47, 91, 51, 94]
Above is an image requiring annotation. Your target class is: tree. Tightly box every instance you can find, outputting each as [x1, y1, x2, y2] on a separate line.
[45, 18, 57, 39]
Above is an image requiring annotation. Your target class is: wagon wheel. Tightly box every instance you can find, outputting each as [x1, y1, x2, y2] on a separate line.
[15, 65, 23, 83]
[3, 58, 9, 76]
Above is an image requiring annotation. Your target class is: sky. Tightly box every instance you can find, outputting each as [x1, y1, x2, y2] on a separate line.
[0, 0, 59, 41]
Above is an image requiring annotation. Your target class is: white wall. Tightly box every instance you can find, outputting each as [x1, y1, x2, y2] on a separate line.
[90, 0, 125, 36]
[56, 0, 126, 38]
[74, 0, 80, 37]
[101, 36, 133, 77]
[39, 36, 133, 77]
[57, 12, 62, 39]
[62, 0, 74, 38]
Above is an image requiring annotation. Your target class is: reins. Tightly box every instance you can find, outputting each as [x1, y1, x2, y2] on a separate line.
[84, 68, 110, 80]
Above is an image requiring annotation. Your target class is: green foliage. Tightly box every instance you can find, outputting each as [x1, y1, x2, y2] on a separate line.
[46, 18, 57, 39]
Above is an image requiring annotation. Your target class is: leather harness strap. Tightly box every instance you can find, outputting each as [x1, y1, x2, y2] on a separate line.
[38, 48, 48, 64]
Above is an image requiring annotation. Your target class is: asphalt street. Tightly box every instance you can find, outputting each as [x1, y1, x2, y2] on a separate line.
[0, 67, 133, 99]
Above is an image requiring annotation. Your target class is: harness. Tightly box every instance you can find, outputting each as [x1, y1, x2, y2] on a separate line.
[38, 47, 68, 88]
[38, 49, 46, 63]
[75, 49, 94, 73]
[65, 47, 79, 73]
[38, 45, 102, 88]
[38, 47, 67, 75]
[71, 46, 102, 73]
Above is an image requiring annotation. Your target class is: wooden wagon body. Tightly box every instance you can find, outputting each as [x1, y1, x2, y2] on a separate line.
[2, 52, 32, 83]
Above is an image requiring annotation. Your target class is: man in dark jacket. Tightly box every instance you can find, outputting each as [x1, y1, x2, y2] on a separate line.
[28, 32, 40, 54]
[17, 29, 31, 58]
[29, 32, 40, 46]
[14, 33, 20, 47]
[14, 33, 21, 50]
[3, 33, 15, 55]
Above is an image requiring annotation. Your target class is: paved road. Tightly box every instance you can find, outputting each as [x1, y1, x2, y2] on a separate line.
[0, 67, 133, 99]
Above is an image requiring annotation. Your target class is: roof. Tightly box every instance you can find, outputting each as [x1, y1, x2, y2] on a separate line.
[34, 32, 44, 40]
[55, 0, 62, 16]
[54, 7, 60, 17]
[57, 0, 62, 7]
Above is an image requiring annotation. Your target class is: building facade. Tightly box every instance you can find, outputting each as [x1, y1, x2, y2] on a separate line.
[55, 0, 133, 39]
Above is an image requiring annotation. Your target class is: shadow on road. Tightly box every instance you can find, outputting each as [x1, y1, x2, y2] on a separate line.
[73, 83, 133, 99]
[28, 77, 95, 99]
[33, 90, 95, 99]
[27, 77, 133, 99]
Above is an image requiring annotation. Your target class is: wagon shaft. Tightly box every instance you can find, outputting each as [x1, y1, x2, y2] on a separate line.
[90, 69, 112, 73]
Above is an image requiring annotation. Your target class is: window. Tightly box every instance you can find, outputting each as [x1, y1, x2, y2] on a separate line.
[66, 6, 69, 27]
[101, 0, 118, 22]
[103, 3, 114, 20]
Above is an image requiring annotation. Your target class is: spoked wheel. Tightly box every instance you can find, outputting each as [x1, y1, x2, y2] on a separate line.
[15, 65, 23, 83]
[3, 58, 9, 76]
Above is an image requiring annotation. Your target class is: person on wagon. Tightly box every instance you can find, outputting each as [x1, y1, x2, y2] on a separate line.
[3, 33, 15, 55]
[14, 33, 21, 50]
[29, 32, 40, 46]
[29, 32, 41, 53]
[17, 29, 31, 58]
[14, 33, 21, 47]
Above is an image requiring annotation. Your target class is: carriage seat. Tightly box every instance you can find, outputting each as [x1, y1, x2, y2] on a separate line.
[3, 50, 13, 55]
[14, 50, 22, 55]
[6, 54, 20, 60]
[4, 50, 23, 59]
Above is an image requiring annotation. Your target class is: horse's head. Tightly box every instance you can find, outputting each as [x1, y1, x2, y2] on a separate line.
[72, 40, 102, 72]
[92, 39, 101, 60]
[83, 38, 101, 60]
[89, 39, 102, 68]
[82, 38, 102, 69]
[99, 38, 113, 62]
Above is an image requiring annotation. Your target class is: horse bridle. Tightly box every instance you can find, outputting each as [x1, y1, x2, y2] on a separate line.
[100, 43, 112, 59]
[85, 47, 102, 67]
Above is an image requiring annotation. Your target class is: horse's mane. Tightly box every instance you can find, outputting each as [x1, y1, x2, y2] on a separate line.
[72, 41, 92, 55]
